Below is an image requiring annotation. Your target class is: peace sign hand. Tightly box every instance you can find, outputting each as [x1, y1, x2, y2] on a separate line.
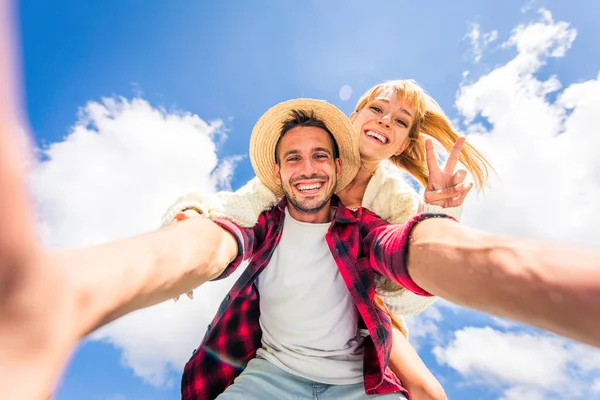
[423, 136, 473, 208]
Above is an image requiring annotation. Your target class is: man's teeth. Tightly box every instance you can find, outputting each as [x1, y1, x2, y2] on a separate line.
[366, 131, 388, 144]
[297, 183, 322, 191]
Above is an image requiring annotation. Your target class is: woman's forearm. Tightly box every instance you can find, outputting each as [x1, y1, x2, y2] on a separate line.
[58, 216, 238, 338]
[408, 218, 600, 347]
[388, 328, 447, 400]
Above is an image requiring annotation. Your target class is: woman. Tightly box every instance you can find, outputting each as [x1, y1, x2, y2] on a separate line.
[164, 79, 493, 399]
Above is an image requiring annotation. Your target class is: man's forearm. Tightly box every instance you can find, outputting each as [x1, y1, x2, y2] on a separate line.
[408, 218, 600, 348]
[57, 216, 238, 338]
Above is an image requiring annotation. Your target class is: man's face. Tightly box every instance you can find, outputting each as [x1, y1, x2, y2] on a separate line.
[274, 126, 342, 216]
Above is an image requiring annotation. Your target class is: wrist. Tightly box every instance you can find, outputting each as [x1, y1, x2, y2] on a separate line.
[418, 201, 463, 221]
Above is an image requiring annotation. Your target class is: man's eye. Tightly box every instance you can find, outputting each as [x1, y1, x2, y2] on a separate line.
[287, 157, 300, 162]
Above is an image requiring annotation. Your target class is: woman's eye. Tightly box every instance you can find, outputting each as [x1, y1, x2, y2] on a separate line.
[370, 106, 382, 113]
[396, 119, 407, 127]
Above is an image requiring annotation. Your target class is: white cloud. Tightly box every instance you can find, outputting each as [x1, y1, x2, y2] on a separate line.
[90, 273, 241, 386]
[433, 327, 600, 399]
[433, 327, 570, 386]
[404, 302, 444, 349]
[499, 386, 546, 400]
[456, 10, 600, 247]
[31, 97, 243, 385]
[464, 22, 498, 62]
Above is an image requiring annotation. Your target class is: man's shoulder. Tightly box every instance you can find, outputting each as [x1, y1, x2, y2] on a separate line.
[252, 204, 284, 230]
[257, 203, 282, 218]
[356, 207, 390, 229]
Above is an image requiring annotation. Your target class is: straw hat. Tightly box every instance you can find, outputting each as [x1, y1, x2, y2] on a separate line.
[249, 98, 360, 197]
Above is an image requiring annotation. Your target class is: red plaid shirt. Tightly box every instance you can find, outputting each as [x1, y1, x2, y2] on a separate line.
[181, 196, 448, 400]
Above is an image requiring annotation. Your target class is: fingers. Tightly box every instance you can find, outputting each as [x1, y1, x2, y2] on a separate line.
[450, 182, 473, 207]
[425, 138, 440, 174]
[173, 290, 194, 302]
[424, 185, 459, 203]
[444, 136, 466, 173]
[452, 169, 467, 186]
[424, 181, 473, 204]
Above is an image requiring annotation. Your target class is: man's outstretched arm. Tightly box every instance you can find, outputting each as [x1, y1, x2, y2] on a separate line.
[56, 215, 239, 339]
[408, 217, 600, 348]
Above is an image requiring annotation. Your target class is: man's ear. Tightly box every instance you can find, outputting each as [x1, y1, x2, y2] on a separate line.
[394, 139, 410, 156]
[335, 158, 342, 181]
[273, 163, 281, 185]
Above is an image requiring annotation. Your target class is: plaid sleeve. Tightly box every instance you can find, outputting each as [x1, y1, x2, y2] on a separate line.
[210, 218, 255, 281]
[364, 212, 456, 296]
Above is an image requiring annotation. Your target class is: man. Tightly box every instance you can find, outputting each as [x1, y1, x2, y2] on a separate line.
[182, 99, 430, 399]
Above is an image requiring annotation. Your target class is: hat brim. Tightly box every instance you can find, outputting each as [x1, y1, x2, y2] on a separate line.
[249, 99, 360, 198]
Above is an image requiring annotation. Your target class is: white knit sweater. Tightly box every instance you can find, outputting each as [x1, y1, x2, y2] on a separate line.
[161, 165, 462, 317]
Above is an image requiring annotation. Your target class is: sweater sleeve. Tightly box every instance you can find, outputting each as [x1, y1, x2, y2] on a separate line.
[209, 177, 281, 228]
[418, 202, 463, 221]
[160, 177, 280, 229]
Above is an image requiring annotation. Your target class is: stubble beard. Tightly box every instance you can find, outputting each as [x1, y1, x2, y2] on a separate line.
[282, 182, 335, 215]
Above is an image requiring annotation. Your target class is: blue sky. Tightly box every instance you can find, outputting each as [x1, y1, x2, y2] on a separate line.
[17, 1, 600, 399]
[19, 0, 598, 189]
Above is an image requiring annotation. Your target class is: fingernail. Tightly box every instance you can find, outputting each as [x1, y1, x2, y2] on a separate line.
[175, 213, 188, 221]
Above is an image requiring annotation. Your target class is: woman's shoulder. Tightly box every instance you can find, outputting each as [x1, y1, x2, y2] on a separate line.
[377, 165, 419, 201]
[369, 165, 419, 223]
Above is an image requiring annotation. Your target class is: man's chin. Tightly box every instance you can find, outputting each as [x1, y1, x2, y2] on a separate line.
[289, 197, 329, 214]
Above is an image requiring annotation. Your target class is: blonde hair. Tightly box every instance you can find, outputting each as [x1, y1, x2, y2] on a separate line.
[353, 79, 493, 190]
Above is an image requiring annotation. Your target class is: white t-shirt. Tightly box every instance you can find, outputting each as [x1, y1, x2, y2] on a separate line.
[255, 208, 366, 384]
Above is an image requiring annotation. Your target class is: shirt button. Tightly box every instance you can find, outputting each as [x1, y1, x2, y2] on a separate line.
[206, 324, 211, 331]
[225, 294, 231, 301]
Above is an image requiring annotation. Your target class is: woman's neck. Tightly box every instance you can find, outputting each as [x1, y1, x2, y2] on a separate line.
[337, 160, 378, 208]
[358, 160, 378, 182]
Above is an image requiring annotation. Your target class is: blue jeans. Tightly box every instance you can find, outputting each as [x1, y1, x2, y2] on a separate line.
[216, 357, 407, 400]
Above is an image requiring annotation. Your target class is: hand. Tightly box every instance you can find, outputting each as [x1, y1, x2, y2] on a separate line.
[423, 136, 473, 208]
[170, 209, 204, 301]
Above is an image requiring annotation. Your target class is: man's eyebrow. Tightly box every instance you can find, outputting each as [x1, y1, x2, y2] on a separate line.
[313, 147, 332, 155]
[372, 97, 413, 119]
[282, 149, 300, 159]
[282, 147, 332, 159]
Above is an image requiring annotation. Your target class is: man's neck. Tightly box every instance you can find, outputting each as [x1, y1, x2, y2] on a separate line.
[286, 201, 335, 223]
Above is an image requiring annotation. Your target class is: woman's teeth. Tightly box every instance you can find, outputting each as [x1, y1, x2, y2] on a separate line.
[366, 131, 388, 144]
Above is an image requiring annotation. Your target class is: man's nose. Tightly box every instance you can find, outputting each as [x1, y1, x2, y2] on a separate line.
[301, 158, 319, 174]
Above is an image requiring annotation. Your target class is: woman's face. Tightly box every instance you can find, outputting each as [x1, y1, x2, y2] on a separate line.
[351, 88, 416, 164]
